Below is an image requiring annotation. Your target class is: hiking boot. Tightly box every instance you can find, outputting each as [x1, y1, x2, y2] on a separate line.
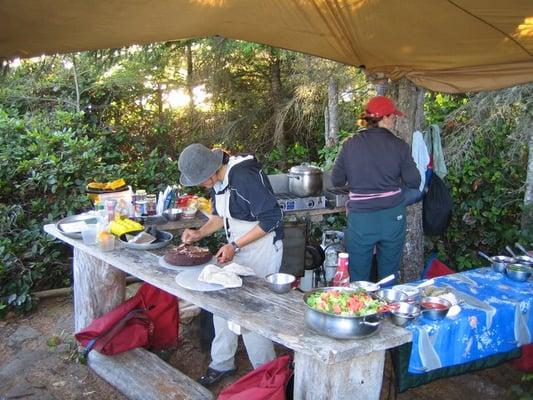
[197, 367, 236, 386]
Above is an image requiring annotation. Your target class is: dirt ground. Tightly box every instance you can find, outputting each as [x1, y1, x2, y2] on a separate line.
[1, 293, 531, 400]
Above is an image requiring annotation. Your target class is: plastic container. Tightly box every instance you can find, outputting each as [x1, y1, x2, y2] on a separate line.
[81, 223, 98, 245]
[105, 199, 117, 222]
[332, 253, 350, 287]
[98, 232, 116, 252]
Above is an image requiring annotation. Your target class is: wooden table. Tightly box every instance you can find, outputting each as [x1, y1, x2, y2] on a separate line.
[44, 223, 411, 400]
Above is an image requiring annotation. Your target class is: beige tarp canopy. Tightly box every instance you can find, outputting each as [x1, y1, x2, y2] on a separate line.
[1, 0, 532, 93]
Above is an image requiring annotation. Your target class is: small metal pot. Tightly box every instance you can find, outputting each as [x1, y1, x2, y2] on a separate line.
[419, 296, 451, 320]
[505, 264, 532, 282]
[265, 273, 295, 294]
[288, 165, 323, 197]
[303, 287, 383, 339]
[514, 255, 533, 266]
[376, 288, 408, 304]
[389, 302, 421, 327]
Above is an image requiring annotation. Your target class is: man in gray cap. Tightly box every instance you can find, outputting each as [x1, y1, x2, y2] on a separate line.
[178, 143, 284, 386]
[178, 143, 224, 187]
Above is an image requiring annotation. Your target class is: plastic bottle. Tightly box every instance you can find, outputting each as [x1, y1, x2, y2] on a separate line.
[332, 252, 350, 287]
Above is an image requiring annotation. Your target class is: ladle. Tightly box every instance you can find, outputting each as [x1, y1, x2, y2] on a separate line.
[505, 245, 517, 258]
[415, 278, 435, 289]
[515, 243, 530, 256]
[478, 251, 493, 263]
[375, 274, 395, 286]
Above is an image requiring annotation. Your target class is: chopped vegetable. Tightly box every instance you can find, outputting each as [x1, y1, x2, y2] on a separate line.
[306, 289, 386, 317]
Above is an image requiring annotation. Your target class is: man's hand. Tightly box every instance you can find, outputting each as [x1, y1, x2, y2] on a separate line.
[216, 243, 235, 264]
[181, 229, 202, 244]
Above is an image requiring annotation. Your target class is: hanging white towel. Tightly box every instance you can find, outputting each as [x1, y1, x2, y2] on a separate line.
[412, 130, 430, 192]
[424, 124, 448, 179]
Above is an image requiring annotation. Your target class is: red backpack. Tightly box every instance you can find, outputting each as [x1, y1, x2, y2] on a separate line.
[218, 355, 293, 400]
[75, 283, 179, 355]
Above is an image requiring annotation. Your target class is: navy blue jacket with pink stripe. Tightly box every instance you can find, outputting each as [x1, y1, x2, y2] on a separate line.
[331, 128, 420, 212]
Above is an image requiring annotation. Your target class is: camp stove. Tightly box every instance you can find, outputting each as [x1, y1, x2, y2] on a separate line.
[323, 187, 350, 208]
[275, 193, 326, 212]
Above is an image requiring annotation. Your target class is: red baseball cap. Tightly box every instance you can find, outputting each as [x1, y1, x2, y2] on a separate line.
[364, 96, 404, 118]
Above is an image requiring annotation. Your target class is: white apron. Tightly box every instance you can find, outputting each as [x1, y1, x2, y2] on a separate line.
[214, 156, 283, 279]
[214, 156, 283, 336]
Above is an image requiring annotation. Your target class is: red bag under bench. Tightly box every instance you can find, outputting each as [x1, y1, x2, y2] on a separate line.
[75, 283, 178, 355]
[218, 355, 292, 400]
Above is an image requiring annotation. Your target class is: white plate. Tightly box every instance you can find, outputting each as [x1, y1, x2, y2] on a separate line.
[174, 269, 225, 291]
[158, 256, 214, 272]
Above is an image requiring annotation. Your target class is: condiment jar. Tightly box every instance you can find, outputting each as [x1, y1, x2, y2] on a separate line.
[332, 253, 350, 287]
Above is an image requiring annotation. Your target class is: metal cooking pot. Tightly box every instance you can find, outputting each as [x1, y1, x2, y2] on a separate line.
[303, 287, 383, 339]
[288, 165, 323, 197]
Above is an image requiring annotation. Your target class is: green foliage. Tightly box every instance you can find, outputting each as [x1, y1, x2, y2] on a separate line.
[424, 92, 468, 125]
[0, 107, 179, 313]
[510, 373, 533, 400]
[430, 120, 528, 271]
[317, 130, 354, 170]
[263, 142, 311, 174]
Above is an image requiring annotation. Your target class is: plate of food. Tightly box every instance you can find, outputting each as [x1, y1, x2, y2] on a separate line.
[162, 244, 213, 267]
[158, 255, 214, 272]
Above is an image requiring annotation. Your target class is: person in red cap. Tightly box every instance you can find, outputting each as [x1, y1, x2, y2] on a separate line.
[331, 96, 420, 284]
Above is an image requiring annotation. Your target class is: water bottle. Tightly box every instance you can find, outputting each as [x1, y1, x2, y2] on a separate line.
[332, 252, 350, 287]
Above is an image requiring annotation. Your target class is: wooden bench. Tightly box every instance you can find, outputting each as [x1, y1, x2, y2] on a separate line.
[89, 347, 213, 400]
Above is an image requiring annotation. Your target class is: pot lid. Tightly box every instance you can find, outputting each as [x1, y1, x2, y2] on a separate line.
[289, 165, 322, 175]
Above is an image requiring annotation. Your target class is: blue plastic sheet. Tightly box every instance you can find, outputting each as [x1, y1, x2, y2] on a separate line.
[406, 267, 532, 373]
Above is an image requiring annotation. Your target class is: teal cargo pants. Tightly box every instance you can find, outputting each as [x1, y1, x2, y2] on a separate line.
[346, 203, 406, 283]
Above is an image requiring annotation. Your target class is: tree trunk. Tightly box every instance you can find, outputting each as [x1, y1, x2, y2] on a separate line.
[523, 112, 533, 237]
[185, 42, 195, 124]
[72, 54, 81, 113]
[269, 49, 286, 167]
[389, 78, 426, 283]
[156, 83, 163, 121]
[325, 77, 339, 147]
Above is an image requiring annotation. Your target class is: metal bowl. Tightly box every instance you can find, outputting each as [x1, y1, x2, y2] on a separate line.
[181, 207, 197, 219]
[389, 302, 421, 327]
[163, 208, 182, 221]
[265, 273, 295, 294]
[349, 280, 379, 292]
[420, 296, 451, 320]
[514, 256, 533, 266]
[393, 284, 419, 301]
[303, 287, 383, 339]
[505, 264, 532, 282]
[376, 288, 408, 304]
[491, 255, 516, 273]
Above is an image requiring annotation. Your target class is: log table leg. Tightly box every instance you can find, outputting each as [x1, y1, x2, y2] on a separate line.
[73, 248, 126, 331]
[293, 350, 385, 400]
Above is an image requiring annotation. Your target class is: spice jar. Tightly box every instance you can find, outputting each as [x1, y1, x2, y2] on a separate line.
[146, 194, 157, 216]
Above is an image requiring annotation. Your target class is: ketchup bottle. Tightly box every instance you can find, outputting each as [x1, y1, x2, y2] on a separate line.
[332, 252, 350, 287]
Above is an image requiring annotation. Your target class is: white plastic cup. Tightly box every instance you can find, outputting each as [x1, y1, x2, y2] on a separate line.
[81, 224, 98, 245]
[99, 234, 116, 252]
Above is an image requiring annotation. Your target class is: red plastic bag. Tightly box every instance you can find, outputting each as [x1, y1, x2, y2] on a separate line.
[75, 283, 179, 355]
[422, 255, 455, 279]
[512, 344, 533, 372]
[218, 355, 292, 400]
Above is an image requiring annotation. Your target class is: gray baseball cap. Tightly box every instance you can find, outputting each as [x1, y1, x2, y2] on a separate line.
[178, 143, 224, 186]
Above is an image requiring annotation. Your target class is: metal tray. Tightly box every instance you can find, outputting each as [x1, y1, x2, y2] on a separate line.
[119, 230, 173, 250]
[56, 214, 99, 239]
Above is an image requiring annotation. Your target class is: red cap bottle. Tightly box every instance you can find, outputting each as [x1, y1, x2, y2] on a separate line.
[332, 252, 350, 287]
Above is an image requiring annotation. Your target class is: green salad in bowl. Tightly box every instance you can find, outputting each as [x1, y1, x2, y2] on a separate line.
[306, 289, 387, 317]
